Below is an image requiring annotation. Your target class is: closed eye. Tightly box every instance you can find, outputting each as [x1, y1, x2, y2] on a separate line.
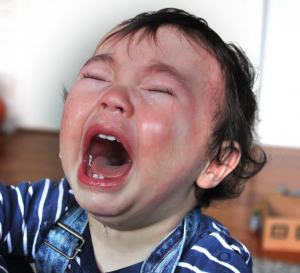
[147, 88, 175, 96]
[83, 74, 108, 82]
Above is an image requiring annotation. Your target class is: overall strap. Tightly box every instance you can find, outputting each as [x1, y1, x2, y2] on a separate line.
[140, 208, 201, 273]
[35, 203, 88, 273]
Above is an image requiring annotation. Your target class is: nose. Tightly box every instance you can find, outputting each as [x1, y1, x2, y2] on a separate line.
[99, 86, 134, 118]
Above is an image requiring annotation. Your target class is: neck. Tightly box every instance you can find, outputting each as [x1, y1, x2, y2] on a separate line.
[88, 211, 187, 272]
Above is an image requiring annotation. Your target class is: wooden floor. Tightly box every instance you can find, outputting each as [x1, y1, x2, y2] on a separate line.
[0, 130, 300, 263]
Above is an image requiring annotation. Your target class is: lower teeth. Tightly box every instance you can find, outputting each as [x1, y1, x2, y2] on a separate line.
[92, 173, 104, 180]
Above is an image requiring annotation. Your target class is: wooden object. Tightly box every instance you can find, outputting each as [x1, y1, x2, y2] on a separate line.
[0, 130, 64, 184]
[262, 195, 300, 252]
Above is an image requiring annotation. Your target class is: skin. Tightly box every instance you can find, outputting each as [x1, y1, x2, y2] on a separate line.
[59, 27, 240, 272]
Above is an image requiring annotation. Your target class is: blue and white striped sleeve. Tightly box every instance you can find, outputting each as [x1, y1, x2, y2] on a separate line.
[0, 178, 76, 263]
[177, 215, 252, 273]
[0, 255, 7, 273]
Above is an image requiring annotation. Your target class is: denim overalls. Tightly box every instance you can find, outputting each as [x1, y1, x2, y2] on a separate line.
[36, 205, 201, 273]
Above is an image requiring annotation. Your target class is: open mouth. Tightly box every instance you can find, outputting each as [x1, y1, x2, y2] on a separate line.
[85, 133, 132, 181]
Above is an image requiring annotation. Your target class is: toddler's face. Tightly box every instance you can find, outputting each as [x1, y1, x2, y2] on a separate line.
[60, 27, 224, 228]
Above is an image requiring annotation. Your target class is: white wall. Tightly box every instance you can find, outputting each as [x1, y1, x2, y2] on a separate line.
[257, 0, 300, 148]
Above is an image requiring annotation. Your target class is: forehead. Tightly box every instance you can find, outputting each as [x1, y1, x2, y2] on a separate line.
[94, 27, 223, 89]
[96, 26, 207, 59]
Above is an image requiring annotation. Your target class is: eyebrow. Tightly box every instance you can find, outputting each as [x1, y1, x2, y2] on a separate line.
[83, 53, 115, 67]
[83, 55, 188, 89]
[146, 62, 188, 88]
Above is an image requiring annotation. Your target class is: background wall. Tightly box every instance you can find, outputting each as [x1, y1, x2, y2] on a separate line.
[257, 0, 300, 148]
[0, 0, 299, 148]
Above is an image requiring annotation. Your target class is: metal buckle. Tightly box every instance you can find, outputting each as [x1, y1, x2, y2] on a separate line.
[43, 221, 86, 260]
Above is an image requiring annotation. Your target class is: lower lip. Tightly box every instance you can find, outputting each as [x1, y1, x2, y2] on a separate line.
[78, 157, 130, 189]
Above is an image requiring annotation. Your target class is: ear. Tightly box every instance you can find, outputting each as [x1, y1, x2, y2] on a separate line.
[196, 142, 241, 189]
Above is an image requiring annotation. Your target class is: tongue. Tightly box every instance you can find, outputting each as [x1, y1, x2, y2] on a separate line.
[91, 155, 131, 179]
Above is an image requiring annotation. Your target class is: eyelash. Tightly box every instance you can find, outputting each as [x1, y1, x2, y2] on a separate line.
[83, 74, 107, 81]
[83, 73, 174, 96]
[148, 88, 174, 96]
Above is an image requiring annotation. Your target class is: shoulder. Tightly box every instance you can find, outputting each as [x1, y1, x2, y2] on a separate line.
[1, 178, 74, 215]
[0, 177, 71, 197]
[0, 178, 76, 261]
[178, 214, 252, 273]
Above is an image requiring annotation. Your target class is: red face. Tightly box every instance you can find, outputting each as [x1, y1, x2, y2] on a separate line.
[59, 27, 224, 229]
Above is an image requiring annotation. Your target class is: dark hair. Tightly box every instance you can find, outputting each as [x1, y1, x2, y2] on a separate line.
[101, 8, 267, 207]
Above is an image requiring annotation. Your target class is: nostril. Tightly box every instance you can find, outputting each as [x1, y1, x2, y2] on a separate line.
[102, 103, 108, 110]
[101, 102, 124, 114]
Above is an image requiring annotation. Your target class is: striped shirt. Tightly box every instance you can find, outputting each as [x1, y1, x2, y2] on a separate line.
[0, 178, 252, 272]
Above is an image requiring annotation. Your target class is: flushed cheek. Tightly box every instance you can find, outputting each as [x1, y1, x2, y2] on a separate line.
[61, 88, 98, 138]
[136, 117, 181, 177]
[137, 112, 205, 184]
[140, 114, 175, 149]
[60, 126, 80, 176]
[60, 101, 90, 168]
